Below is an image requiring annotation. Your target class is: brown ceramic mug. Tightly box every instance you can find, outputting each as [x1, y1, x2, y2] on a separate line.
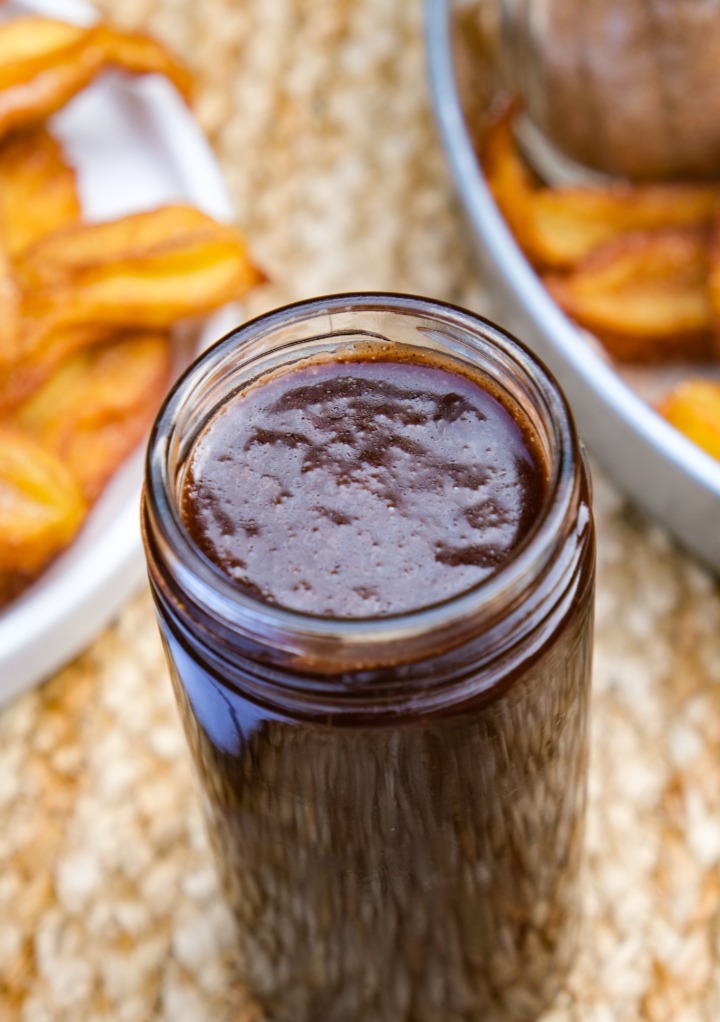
[499, 0, 720, 181]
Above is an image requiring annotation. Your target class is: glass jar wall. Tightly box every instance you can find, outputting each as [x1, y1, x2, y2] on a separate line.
[143, 294, 595, 1022]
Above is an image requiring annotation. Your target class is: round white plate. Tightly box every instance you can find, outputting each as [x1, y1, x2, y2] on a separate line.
[0, 0, 241, 705]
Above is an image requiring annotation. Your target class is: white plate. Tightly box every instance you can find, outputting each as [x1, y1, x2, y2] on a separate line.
[0, 0, 241, 705]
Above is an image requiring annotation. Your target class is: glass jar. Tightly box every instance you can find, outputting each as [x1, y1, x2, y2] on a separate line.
[142, 294, 595, 1022]
[498, 0, 720, 182]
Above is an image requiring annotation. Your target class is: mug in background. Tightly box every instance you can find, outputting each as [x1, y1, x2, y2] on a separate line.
[499, 0, 720, 181]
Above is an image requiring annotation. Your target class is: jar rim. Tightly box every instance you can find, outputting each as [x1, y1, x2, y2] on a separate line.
[144, 292, 582, 670]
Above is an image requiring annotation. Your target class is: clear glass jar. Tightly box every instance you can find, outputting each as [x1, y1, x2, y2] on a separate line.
[499, 0, 720, 182]
[142, 294, 595, 1022]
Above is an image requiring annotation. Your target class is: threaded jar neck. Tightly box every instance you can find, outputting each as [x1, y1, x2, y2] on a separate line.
[143, 293, 592, 711]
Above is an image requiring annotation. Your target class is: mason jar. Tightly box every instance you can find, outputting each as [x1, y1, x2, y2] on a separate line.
[142, 294, 595, 1022]
[498, 0, 720, 181]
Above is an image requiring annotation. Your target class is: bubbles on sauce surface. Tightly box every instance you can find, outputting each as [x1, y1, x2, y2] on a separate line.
[181, 359, 547, 617]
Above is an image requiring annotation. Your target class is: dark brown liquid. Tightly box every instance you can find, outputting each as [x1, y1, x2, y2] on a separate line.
[154, 351, 593, 1022]
[181, 358, 547, 617]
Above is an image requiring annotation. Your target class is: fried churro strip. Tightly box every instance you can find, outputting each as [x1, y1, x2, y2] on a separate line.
[545, 230, 714, 361]
[485, 116, 719, 269]
[659, 380, 720, 462]
[92, 25, 193, 99]
[0, 17, 192, 140]
[0, 127, 80, 257]
[16, 332, 171, 501]
[16, 207, 263, 358]
[18, 204, 233, 286]
[0, 205, 262, 414]
[0, 426, 86, 573]
[0, 242, 19, 365]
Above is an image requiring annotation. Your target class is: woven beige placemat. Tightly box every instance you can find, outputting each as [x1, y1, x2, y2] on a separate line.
[1, 1, 719, 1019]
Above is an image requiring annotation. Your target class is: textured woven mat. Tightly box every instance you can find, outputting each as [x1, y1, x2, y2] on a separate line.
[1, 1, 720, 1019]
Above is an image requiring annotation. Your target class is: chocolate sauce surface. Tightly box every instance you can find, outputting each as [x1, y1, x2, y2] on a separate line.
[181, 358, 546, 618]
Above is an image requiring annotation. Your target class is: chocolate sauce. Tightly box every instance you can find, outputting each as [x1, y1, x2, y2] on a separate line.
[181, 358, 547, 617]
[145, 308, 594, 1022]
